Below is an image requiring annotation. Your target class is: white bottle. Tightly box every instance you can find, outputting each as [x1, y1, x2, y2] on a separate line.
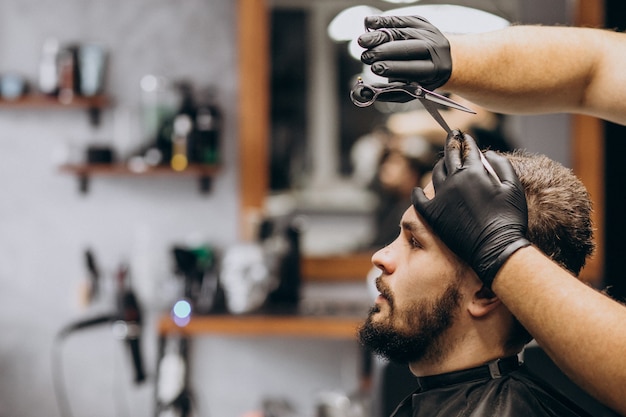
[39, 38, 60, 95]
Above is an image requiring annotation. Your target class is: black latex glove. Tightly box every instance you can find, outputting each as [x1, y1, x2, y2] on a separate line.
[411, 131, 531, 288]
[358, 15, 452, 91]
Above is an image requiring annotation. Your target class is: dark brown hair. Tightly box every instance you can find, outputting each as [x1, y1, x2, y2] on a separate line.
[506, 150, 595, 276]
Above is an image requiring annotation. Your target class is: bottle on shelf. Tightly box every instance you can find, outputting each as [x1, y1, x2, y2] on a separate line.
[171, 113, 193, 172]
[57, 44, 80, 104]
[39, 38, 60, 96]
[190, 87, 222, 165]
[138, 80, 222, 171]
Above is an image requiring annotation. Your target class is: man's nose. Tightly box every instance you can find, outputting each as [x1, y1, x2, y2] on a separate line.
[372, 243, 395, 275]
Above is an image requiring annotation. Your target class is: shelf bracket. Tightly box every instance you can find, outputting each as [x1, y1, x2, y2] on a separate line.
[199, 176, 212, 194]
[87, 107, 101, 127]
[78, 175, 90, 194]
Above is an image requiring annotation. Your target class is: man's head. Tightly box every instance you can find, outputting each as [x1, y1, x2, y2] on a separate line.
[359, 149, 594, 370]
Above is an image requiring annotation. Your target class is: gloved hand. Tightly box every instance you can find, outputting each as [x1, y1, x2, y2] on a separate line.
[358, 15, 452, 91]
[411, 131, 531, 288]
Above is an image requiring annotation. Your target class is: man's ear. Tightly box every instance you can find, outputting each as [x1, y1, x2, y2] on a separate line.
[467, 286, 502, 318]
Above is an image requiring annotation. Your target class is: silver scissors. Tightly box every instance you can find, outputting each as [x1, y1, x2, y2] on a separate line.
[350, 78, 501, 183]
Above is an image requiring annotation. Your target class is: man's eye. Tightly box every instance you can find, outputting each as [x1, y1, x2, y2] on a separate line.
[409, 236, 421, 248]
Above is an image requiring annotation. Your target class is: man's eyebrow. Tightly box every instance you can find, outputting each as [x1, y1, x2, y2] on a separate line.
[401, 220, 424, 234]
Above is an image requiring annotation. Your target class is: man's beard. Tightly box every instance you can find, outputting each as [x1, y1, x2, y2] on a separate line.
[358, 283, 461, 364]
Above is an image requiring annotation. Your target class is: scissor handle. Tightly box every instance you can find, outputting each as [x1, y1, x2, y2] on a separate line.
[350, 79, 423, 107]
[350, 81, 378, 107]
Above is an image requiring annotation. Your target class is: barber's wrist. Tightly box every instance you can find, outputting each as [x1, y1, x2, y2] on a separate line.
[484, 238, 532, 288]
[443, 34, 462, 89]
[490, 242, 534, 292]
[444, 34, 484, 92]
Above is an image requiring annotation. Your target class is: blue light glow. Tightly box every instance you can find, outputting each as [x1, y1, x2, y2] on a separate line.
[171, 299, 192, 326]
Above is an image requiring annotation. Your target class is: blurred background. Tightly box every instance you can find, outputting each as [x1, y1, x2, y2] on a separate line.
[0, 0, 618, 416]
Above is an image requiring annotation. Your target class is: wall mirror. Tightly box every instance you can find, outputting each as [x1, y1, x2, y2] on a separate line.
[238, 0, 605, 283]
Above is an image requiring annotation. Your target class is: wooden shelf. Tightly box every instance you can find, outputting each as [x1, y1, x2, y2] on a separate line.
[0, 94, 110, 125]
[60, 163, 220, 176]
[59, 163, 221, 193]
[0, 94, 110, 108]
[158, 314, 362, 340]
[301, 251, 374, 282]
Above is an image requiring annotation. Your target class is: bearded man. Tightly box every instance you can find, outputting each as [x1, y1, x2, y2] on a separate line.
[359, 133, 595, 417]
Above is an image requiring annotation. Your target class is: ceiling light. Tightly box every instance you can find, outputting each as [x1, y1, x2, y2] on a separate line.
[327, 5, 382, 42]
[381, 4, 510, 34]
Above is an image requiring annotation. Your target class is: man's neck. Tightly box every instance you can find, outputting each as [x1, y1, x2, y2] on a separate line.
[408, 330, 521, 377]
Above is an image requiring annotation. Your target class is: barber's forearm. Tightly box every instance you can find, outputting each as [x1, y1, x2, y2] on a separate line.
[492, 246, 626, 416]
[445, 26, 626, 125]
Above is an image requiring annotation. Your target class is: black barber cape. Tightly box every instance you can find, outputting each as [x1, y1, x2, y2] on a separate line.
[390, 356, 593, 417]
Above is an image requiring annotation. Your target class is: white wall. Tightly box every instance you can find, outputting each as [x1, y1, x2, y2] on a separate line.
[0, 1, 362, 416]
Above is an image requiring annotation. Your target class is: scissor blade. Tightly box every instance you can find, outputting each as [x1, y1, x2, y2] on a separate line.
[422, 100, 452, 134]
[423, 91, 476, 114]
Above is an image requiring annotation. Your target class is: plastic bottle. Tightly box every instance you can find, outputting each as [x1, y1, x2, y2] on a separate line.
[190, 87, 221, 165]
[39, 38, 60, 95]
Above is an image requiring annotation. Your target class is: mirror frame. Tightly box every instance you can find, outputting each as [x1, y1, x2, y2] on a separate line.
[238, 0, 606, 285]
[237, 0, 270, 241]
[571, 0, 605, 284]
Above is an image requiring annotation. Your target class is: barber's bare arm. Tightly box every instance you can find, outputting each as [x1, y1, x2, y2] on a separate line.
[412, 132, 626, 415]
[359, 17, 626, 125]
[447, 26, 626, 124]
[494, 246, 626, 416]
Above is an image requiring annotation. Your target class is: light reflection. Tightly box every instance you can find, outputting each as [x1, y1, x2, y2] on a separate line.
[171, 299, 192, 327]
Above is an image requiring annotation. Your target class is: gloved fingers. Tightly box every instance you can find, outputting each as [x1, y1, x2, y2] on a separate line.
[370, 60, 435, 80]
[411, 187, 431, 215]
[457, 132, 484, 170]
[429, 159, 447, 189]
[359, 28, 434, 49]
[358, 30, 393, 49]
[364, 15, 435, 31]
[360, 39, 431, 64]
[483, 151, 521, 185]
[443, 130, 464, 174]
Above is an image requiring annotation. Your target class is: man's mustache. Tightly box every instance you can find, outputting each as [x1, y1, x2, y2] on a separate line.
[376, 276, 394, 307]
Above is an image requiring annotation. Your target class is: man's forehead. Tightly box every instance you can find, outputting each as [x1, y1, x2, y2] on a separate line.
[423, 182, 435, 199]
[401, 207, 430, 236]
